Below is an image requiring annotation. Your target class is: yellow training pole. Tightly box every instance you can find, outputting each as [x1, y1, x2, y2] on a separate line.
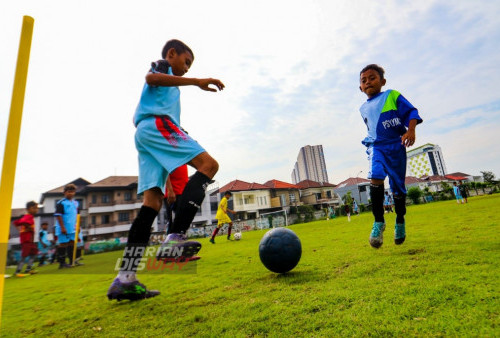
[0, 16, 35, 324]
[72, 214, 81, 266]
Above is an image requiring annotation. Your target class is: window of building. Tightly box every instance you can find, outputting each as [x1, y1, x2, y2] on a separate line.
[118, 212, 129, 222]
[91, 195, 97, 204]
[101, 215, 110, 224]
[289, 193, 296, 203]
[326, 191, 332, 198]
[101, 194, 109, 203]
[76, 198, 84, 209]
[124, 191, 132, 201]
[316, 193, 322, 200]
[91, 216, 96, 225]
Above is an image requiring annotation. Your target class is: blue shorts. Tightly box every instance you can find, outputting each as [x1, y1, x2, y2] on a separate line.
[366, 143, 407, 196]
[57, 233, 76, 245]
[135, 116, 205, 195]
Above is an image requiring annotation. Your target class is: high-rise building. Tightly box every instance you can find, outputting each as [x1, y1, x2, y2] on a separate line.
[406, 143, 447, 177]
[291, 145, 329, 184]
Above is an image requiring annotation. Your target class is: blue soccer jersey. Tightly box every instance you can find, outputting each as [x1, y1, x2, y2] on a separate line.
[360, 90, 422, 146]
[133, 61, 181, 127]
[54, 198, 79, 235]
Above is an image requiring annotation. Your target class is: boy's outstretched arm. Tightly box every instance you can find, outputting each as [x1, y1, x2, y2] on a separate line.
[146, 73, 224, 92]
[402, 119, 418, 147]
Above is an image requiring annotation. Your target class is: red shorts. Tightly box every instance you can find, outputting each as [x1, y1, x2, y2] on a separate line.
[21, 242, 38, 258]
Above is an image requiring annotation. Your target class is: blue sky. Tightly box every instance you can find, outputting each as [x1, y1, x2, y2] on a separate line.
[1, 0, 499, 207]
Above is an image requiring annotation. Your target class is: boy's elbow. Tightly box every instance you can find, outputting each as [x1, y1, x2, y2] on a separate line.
[145, 73, 157, 85]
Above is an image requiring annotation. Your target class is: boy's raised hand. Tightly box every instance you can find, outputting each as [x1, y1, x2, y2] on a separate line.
[198, 78, 225, 92]
[401, 129, 416, 148]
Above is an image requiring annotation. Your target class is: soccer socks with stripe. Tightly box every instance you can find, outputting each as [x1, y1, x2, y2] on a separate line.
[394, 194, 406, 224]
[119, 205, 158, 274]
[171, 171, 212, 234]
[370, 184, 385, 223]
[211, 227, 220, 240]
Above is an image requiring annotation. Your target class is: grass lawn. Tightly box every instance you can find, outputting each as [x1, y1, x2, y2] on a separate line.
[1, 195, 499, 337]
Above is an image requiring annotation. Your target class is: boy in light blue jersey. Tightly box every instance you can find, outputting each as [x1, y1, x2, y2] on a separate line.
[54, 184, 79, 268]
[37, 222, 51, 266]
[107, 39, 224, 301]
[359, 64, 422, 248]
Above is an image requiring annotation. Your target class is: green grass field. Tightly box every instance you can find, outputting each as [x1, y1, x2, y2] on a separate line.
[2, 195, 499, 337]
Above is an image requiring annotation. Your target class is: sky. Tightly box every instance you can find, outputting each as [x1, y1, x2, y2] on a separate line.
[1, 0, 499, 208]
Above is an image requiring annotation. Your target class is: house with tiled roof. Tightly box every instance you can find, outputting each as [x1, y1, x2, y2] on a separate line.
[296, 180, 339, 207]
[334, 177, 371, 205]
[219, 179, 273, 219]
[404, 176, 428, 190]
[445, 172, 473, 181]
[263, 179, 301, 209]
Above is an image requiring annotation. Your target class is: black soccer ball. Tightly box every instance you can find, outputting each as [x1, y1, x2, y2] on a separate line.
[259, 227, 302, 273]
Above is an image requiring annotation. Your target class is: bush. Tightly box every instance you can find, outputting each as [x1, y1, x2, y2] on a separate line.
[298, 205, 315, 223]
[407, 187, 423, 204]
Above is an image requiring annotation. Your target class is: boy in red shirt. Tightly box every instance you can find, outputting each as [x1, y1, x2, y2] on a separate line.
[13, 201, 39, 276]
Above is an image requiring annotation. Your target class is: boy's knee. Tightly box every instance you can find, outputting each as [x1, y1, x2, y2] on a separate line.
[200, 157, 218, 178]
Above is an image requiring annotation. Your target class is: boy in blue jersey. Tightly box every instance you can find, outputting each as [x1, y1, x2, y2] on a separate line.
[37, 222, 51, 266]
[359, 64, 423, 249]
[107, 39, 224, 301]
[54, 184, 79, 268]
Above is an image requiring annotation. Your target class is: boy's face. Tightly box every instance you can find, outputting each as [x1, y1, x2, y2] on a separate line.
[166, 48, 193, 76]
[42, 224, 48, 230]
[64, 189, 76, 200]
[225, 194, 232, 200]
[360, 69, 386, 98]
[27, 205, 38, 215]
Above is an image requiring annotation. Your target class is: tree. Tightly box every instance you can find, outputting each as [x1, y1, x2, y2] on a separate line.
[342, 191, 353, 206]
[407, 187, 423, 204]
[481, 171, 496, 185]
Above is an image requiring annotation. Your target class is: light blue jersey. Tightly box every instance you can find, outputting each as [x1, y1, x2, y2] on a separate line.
[54, 198, 79, 235]
[133, 63, 181, 127]
[360, 90, 422, 146]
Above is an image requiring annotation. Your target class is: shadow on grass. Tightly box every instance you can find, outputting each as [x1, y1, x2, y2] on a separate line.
[255, 268, 323, 285]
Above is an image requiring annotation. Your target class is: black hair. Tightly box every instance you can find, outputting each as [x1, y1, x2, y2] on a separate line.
[360, 64, 385, 80]
[64, 183, 77, 192]
[224, 191, 232, 196]
[42, 222, 48, 225]
[161, 39, 194, 60]
[26, 201, 38, 209]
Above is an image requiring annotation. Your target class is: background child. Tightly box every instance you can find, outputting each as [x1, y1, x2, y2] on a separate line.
[13, 201, 39, 276]
[210, 191, 237, 243]
[359, 64, 422, 248]
[107, 39, 224, 301]
[37, 222, 51, 266]
[459, 181, 468, 203]
[344, 204, 351, 222]
[453, 182, 464, 204]
[164, 164, 189, 234]
[384, 191, 394, 213]
[54, 184, 79, 268]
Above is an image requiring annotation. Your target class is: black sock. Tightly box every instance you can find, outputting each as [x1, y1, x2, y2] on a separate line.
[171, 171, 212, 234]
[120, 205, 158, 272]
[370, 184, 385, 223]
[394, 194, 406, 224]
[57, 247, 66, 265]
[66, 245, 74, 265]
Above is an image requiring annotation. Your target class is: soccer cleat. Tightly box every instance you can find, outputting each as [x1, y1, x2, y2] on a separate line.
[227, 236, 231, 240]
[209, 238, 215, 244]
[107, 278, 160, 301]
[394, 222, 406, 245]
[59, 263, 73, 269]
[156, 233, 201, 260]
[15, 273, 29, 277]
[26, 269, 38, 275]
[369, 222, 386, 249]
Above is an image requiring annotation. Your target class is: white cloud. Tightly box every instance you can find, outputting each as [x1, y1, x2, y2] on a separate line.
[1, 0, 500, 207]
